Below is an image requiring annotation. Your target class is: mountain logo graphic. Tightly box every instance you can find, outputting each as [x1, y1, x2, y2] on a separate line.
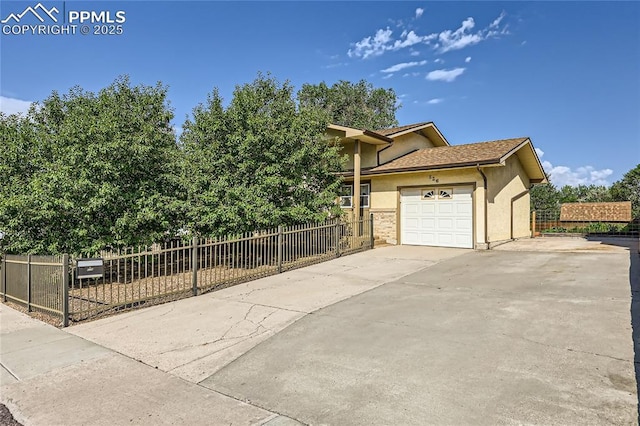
[1, 3, 59, 24]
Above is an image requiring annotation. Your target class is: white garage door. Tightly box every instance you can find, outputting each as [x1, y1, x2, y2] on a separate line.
[401, 186, 473, 248]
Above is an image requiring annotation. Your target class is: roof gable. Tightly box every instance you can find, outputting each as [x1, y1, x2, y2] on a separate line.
[375, 122, 449, 147]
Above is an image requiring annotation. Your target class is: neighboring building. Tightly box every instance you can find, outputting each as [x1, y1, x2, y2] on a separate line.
[328, 122, 547, 249]
[560, 202, 633, 223]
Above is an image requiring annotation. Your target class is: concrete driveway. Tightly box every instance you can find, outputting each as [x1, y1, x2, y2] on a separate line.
[202, 237, 638, 425]
[2, 238, 638, 425]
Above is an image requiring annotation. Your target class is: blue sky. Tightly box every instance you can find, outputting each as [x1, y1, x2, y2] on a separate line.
[1, 1, 639, 187]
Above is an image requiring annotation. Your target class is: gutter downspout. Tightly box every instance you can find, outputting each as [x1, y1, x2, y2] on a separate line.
[477, 165, 488, 249]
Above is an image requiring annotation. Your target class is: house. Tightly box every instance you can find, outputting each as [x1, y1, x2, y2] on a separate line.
[327, 122, 547, 249]
[560, 202, 632, 223]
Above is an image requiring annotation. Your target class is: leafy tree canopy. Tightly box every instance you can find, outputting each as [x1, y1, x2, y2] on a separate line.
[181, 73, 344, 237]
[610, 164, 640, 218]
[0, 76, 181, 254]
[297, 80, 399, 130]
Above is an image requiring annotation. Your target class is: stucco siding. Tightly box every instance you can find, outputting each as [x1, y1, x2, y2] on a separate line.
[378, 133, 435, 165]
[485, 155, 531, 242]
[341, 141, 378, 170]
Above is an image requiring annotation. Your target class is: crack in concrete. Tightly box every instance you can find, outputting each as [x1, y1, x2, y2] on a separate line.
[502, 333, 632, 363]
[160, 304, 278, 362]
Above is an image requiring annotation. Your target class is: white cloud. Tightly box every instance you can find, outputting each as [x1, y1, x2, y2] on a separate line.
[489, 11, 506, 28]
[348, 11, 508, 59]
[427, 98, 443, 104]
[434, 58, 444, 64]
[465, 56, 471, 63]
[409, 50, 420, 56]
[381, 60, 427, 73]
[392, 30, 434, 50]
[0, 96, 32, 115]
[348, 27, 436, 59]
[436, 17, 483, 53]
[426, 67, 465, 82]
[402, 72, 421, 77]
[348, 27, 394, 58]
[537, 149, 614, 186]
[382, 73, 394, 80]
[434, 12, 509, 53]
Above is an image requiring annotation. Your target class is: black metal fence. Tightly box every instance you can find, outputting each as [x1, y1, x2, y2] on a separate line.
[1, 216, 373, 326]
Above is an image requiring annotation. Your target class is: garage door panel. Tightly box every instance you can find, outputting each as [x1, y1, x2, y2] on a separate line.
[420, 234, 436, 244]
[405, 204, 419, 214]
[437, 203, 453, 214]
[421, 204, 436, 214]
[456, 203, 472, 214]
[437, 218, 454, 230]
[421, 218, 436, 229]
[401, 186, 473, 249]
[456, 219, 472, 230]
[404, 217, 419, 229]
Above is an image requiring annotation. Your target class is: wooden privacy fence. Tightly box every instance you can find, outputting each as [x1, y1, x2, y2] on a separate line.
[1, 216, 373, 326]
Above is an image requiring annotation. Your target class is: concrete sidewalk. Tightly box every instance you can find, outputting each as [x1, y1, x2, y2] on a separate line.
[1, 245, 465, 425]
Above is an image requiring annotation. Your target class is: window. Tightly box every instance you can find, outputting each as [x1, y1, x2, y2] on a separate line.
[340, 185, 353, 208]
[340, 184, 370, 208]
[439, 188, 453, 199]
[422, 189, 435, 199]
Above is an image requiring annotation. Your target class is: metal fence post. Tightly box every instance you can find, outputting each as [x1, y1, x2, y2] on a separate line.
[335, 220, 341, 258]
[1, 254, 6, 302]
[192, 236, 198, 296]
[62, 254, 69, 327]
[370, 213, 375, 249]
[277, 225, 283, 273]
[27, 254, 32, 312]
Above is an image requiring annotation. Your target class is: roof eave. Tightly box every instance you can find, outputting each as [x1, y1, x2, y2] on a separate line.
[341, 159, 502, 177]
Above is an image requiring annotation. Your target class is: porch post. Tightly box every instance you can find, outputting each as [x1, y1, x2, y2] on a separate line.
[353, 139, 361, 220]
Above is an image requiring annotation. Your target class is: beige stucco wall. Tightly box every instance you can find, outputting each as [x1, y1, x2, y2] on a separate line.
[368, 169, 486, 246]
[341, 141, 378, 170]
[484, 155, 531, 242]
[377, 133, 435, 165]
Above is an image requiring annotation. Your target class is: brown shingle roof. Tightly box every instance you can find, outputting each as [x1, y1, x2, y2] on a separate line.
[375, 122, 432, 136]
[368, 137, 528, 174]
[560, 202, 632, 222]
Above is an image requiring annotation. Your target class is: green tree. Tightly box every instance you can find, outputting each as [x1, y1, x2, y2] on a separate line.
[181, 73, 344, 237]
[297, 80, 399, 130]
[558, 184, 612, 203]
[0, 76, 182, 254]
[610, 164, 640, 218]
[530, 182, 560, 212]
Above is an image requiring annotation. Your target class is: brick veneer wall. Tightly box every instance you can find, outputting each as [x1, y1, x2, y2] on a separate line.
[371, 209, 397, 244]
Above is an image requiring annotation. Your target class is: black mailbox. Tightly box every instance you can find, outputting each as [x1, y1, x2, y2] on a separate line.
[77, 258, 104, 279]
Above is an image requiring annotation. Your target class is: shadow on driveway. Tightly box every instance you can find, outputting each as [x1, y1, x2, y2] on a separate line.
[629, 241, 640, 422]
[587, 236, 640, 422]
